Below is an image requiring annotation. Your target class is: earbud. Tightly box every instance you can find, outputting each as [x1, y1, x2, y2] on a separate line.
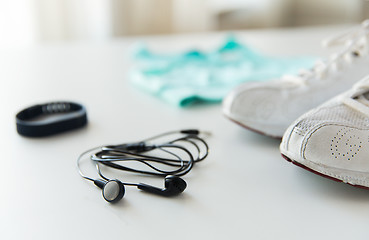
[137, 175, 187, 196]
[94, 179, 125, 203]
[91, 176, 185, 202]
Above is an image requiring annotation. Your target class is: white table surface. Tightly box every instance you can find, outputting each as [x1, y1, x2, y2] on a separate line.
[1, 25, 369, 240]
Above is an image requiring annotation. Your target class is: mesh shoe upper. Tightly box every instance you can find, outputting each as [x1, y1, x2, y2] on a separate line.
[223, 20, 369, 138]
[223, 55, 369, 138]
[281, 80, 369, 175]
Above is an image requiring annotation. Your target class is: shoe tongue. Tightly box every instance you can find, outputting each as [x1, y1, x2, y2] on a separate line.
[356, 92, 369, 107]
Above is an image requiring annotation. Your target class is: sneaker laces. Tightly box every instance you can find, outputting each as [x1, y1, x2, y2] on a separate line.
[342, 75, 369, 118]
[282, 20, 369, 87]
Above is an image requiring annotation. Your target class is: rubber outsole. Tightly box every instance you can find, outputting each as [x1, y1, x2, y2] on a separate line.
[281, 153, 369, 190]
[224, 114, 283, 139]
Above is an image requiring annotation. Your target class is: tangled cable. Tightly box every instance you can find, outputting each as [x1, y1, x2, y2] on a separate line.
[77, 129, 210, 203]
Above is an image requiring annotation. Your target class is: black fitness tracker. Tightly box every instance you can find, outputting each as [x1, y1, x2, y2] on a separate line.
[16, 102, 87, 137]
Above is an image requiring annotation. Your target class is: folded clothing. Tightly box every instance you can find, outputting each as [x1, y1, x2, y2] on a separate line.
[130, 36, 316, 107]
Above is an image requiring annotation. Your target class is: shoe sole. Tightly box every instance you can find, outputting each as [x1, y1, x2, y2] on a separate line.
[224, 114, 282, 139]
[281, 153, 369, 190]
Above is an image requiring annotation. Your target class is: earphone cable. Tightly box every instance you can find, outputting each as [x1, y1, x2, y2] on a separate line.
[77, 129, 209, 184]
[94, 143, 195, 176]
[77, 145, 105, 182]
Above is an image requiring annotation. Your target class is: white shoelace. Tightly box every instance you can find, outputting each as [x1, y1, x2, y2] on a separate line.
[282, 20, 369, 87]
[342, 75, 369, 118]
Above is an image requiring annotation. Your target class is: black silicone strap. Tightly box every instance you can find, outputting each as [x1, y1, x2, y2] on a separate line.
[16, 102, 87, 137]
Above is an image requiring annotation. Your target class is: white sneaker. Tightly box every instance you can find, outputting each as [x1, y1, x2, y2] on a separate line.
[280, 76, 369, 189]
[223, 20, 369, 138]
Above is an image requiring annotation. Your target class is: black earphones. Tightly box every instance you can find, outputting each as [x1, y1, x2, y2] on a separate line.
[137, 176, 187, 197]
[77, 129, 209, 204]
[93, 179, 125, 203]
[92, 176, 185, 203]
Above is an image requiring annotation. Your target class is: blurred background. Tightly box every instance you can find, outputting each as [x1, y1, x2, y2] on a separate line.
[1, 0, 369, 47]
